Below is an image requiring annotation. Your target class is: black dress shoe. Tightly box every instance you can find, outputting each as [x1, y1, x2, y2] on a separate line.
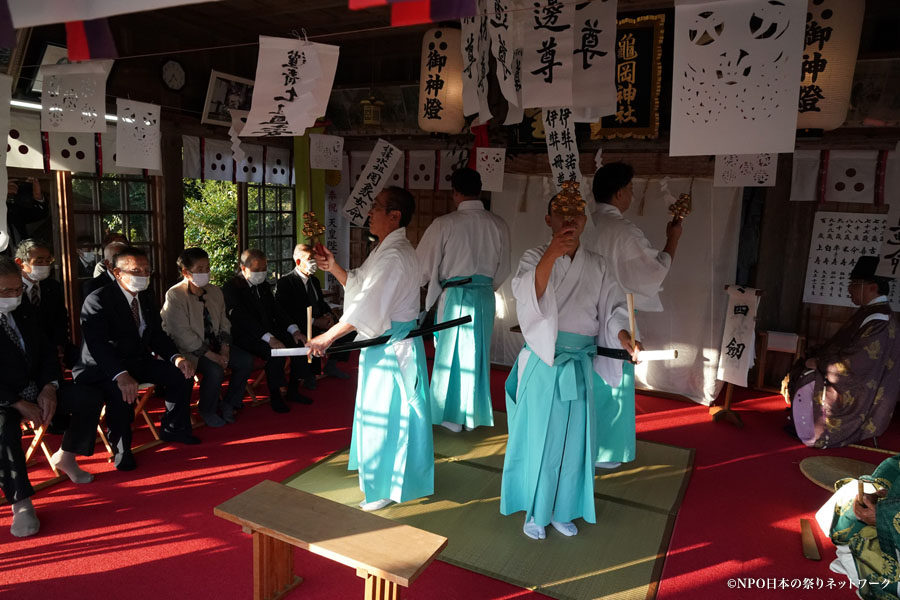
[302, 376, 318, 390]
[161, 430, 202, 445]
[287, 388, 313, 405]
[114, 450, 137, 471]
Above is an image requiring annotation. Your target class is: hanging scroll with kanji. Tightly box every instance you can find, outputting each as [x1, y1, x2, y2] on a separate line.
[876, 202, 900, 280]
[542, 107, 580, 191]
[520, 0, 574, 109]
[589, 14, 663, 140]
[570, 0, 616, 114]
[342, 138, 401, 225]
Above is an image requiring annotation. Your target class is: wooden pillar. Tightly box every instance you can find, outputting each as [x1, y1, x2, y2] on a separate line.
[251, 532, 301, 600]
[294, 130, 326, 287]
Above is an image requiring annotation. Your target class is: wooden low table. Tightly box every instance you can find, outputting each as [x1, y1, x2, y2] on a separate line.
[215, 480, 448, 600]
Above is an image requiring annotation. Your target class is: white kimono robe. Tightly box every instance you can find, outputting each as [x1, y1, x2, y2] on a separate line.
[501, 243, 628, 526]
[340, 227, 434, 504]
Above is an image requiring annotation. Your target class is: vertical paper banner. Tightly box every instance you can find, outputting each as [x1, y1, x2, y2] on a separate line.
[571, 0, 617, 115]
[476, 147, 506, 192]
[542, 107, 580, 191]
[716, 286, 760, 387]
[460, 13, 481, 117]
[476, 13, 493, 123]
[40, 60, 113, 133]
[876, 201, 900, 279]
[789, 149, 820, 202]
[182, 135, 201, 179]
[520, 0, 574, 109]
[115, 99, 161, 171]
[324, 154, 351, 290]
[488, 0, 518, 105]
[342, 138, 402, 225]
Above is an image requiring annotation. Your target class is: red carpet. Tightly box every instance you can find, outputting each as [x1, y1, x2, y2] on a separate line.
[3, 361, 892, 599]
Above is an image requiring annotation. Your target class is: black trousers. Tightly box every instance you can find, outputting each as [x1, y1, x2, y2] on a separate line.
[238, 335, 311, 397]
[0, 382, 103, 503]
[95, 358, 194, 452]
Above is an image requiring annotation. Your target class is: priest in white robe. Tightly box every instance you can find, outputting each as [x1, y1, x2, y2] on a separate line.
[309, 187, 433, 511]
[501, 182, 637, 540]
[586, 162, 683, 468]
[417, 168, 511, 433]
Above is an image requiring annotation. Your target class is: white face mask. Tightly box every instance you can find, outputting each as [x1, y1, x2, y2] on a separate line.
[79, 251, 96, 263]
[28, 265, 51, 281]
[246, 270, 267, 286]
[124, 274, 150, 292]
[190, 272, 210, 288]
[0, 295, 22, 314]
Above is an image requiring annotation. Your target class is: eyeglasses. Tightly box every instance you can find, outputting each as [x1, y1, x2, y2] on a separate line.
[120, 269, 153, 277]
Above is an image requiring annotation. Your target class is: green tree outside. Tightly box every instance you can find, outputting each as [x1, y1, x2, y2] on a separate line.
[183, 179, 240, 286]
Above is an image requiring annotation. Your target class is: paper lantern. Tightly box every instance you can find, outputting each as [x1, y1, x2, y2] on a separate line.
[796, 0, 865, 131]
[418, 28, 465, 134]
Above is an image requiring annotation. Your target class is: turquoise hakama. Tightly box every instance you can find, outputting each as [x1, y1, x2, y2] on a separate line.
[593, 362, 636, 464]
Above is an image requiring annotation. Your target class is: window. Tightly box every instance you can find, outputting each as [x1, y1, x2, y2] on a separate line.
[244, 182, 296, 280]
[70, 173, 157, 285]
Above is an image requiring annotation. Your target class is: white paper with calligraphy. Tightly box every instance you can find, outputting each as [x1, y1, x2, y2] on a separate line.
[324, 154, 351, 291]
[343, 139, 402, 226]
[407, 150, 437, 190]
[40, 60, 113, 133]
[439, 148, 468, 190]
[520, 0, 574, 109]
[790, 149, 820, 202]
[267, 146, 292, 186]
[460, 14, 482, 117]
[236, 144, 264, 183]
[182, 136, 200, 179]
[0, 76, 9, 252]
[309, 134, 343, 171]
[713, 153, 776, 187]
[670, 0, 806, 156]
[542, 107, 580, 192]
[49, 132, 94, 173]
[204, 138, 234, 182]
[476, 15, 494, 123]
[876, 201, 900, 280]
[115, 99, 160, 171]
[803, 211, 900, 310]
[716, 286, 759, 387]
[7, 111, 44, 170]
[571, 0, 616, 115]
[824, 150, 877, 204]
[477, 147, 506, 192]
[488, 0, 518, 106]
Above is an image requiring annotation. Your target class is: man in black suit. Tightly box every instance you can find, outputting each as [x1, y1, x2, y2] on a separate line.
[4, 178, 47, 256]
[223, 248, 311, 412]
[74, 246, 197, 471]
[81, 240, 127, 302]
[276, 243, 353, 389]
[0, 256, 103, 537]
[15, 239, 77, 368]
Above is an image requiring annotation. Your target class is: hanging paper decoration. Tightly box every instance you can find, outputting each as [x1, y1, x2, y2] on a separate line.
[49, 132, 94, 173]
[670, 0, 806, 156]
[520, 0, 575, 110]
[65, 18, 117, 61]
[228, 109, 248, 163]
[418, 28, 465, 134]
[267, 146, 292, 186]
[343, 139, 402, 226]
[350, 150, 369, 187]
[323, 154, 351, 291]
[488, 0, 518, 108]
[713, 154, 777, 188]
[504, 47, 525, 125]
[438, 147, 468, 190]
[388, 151, 406, 186]
[407, 150, 437, 190]
[7, 111, 44, 170]
[824, 150, 878, 204]
[789, 149, 820, 202]
[876, 201, 900, 280]
[309, 134, 344, 171]
[8, 0, 222, 27]
[570, 0, 616, 115]
[204, 138, 234, 182]
[182, 135, 201, 179]
[796, 0, 865, 131]
[475, 12, 493, 123]
[716, 286, 760, 387]
[589, 15, 665, 140]
[101, 129, 140, 175]
[114, 99, 160, 171]
[476, 147, 506, 192]
[542, 107, 580, 192]
[243, 36, 339, 137]
[235, 143, 264, 183]
[0, 75, 10, 252]
[40, 59, 113, 133]
[460, 13, 482, 118]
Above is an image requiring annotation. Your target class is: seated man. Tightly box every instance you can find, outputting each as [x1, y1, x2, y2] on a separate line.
[74, 246, 197, 471]
[275, 243, 352, 389]
[0, 256, 103, 537]
[82, 240, 127, 302]
[75, 235, 98, 279]
[784, 256, 900, 449]
[223, 249, 311, 412]
[92, 232, 129, 277]
[15, 238, 77, 367]
[815, 454, 900, 599]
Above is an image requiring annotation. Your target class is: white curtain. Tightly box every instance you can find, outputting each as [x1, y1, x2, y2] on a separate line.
[490, 174, 743, 405]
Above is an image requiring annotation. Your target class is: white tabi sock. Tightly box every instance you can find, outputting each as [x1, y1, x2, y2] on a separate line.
[440, 421, 463, 433]
[523, 517, 546, 540]
[594, 461, 622, 470]
[359, 498, 393, 511]
[51, 449, 94, 484]
[11, 498, 40, 538]
[550, 519, 578, 537]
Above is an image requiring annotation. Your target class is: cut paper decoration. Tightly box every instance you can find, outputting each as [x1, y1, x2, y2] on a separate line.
[716, 286, 759, 387]
[101, 129, 142, 176]
[542, 107, 580, 192]
[228, 109, 248, 163]
[7, 0, 221, 27]
[343, 138, 402, 226]
[571, 0, 617, 115]
[594, 148, 603, 171]
[0, 75, 10, 252]
[204, 138, 234, 182]
[876, 200, 900, 279]
[790, 149, 820, 202]
[323, 154, 351, 291]
[438, 148, 468, 190]
[7, 111, 45, 170]
[520, 0, 575, 109]
[407, 150, 437, 190]
[244, 37, 338, 137]
[182, 135, 201, 179]
[40, 59, 113, 133]
[309, 134, 344, 171]
[670, 0, 806, 156]
[49, 132, 94, 173]
[713, 154, 777, 187]
[236, 143, 264, 183]
[824, 150, 878, 204]
[266, 146, 292, 186]
[115, 99, 160, 171]
[476, 147, 506, 192]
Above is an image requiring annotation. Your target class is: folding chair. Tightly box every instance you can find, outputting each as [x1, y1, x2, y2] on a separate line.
[96, 383, 163, 459]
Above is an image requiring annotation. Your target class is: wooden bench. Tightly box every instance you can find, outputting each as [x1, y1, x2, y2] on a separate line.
[214, 480, 448, 600]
